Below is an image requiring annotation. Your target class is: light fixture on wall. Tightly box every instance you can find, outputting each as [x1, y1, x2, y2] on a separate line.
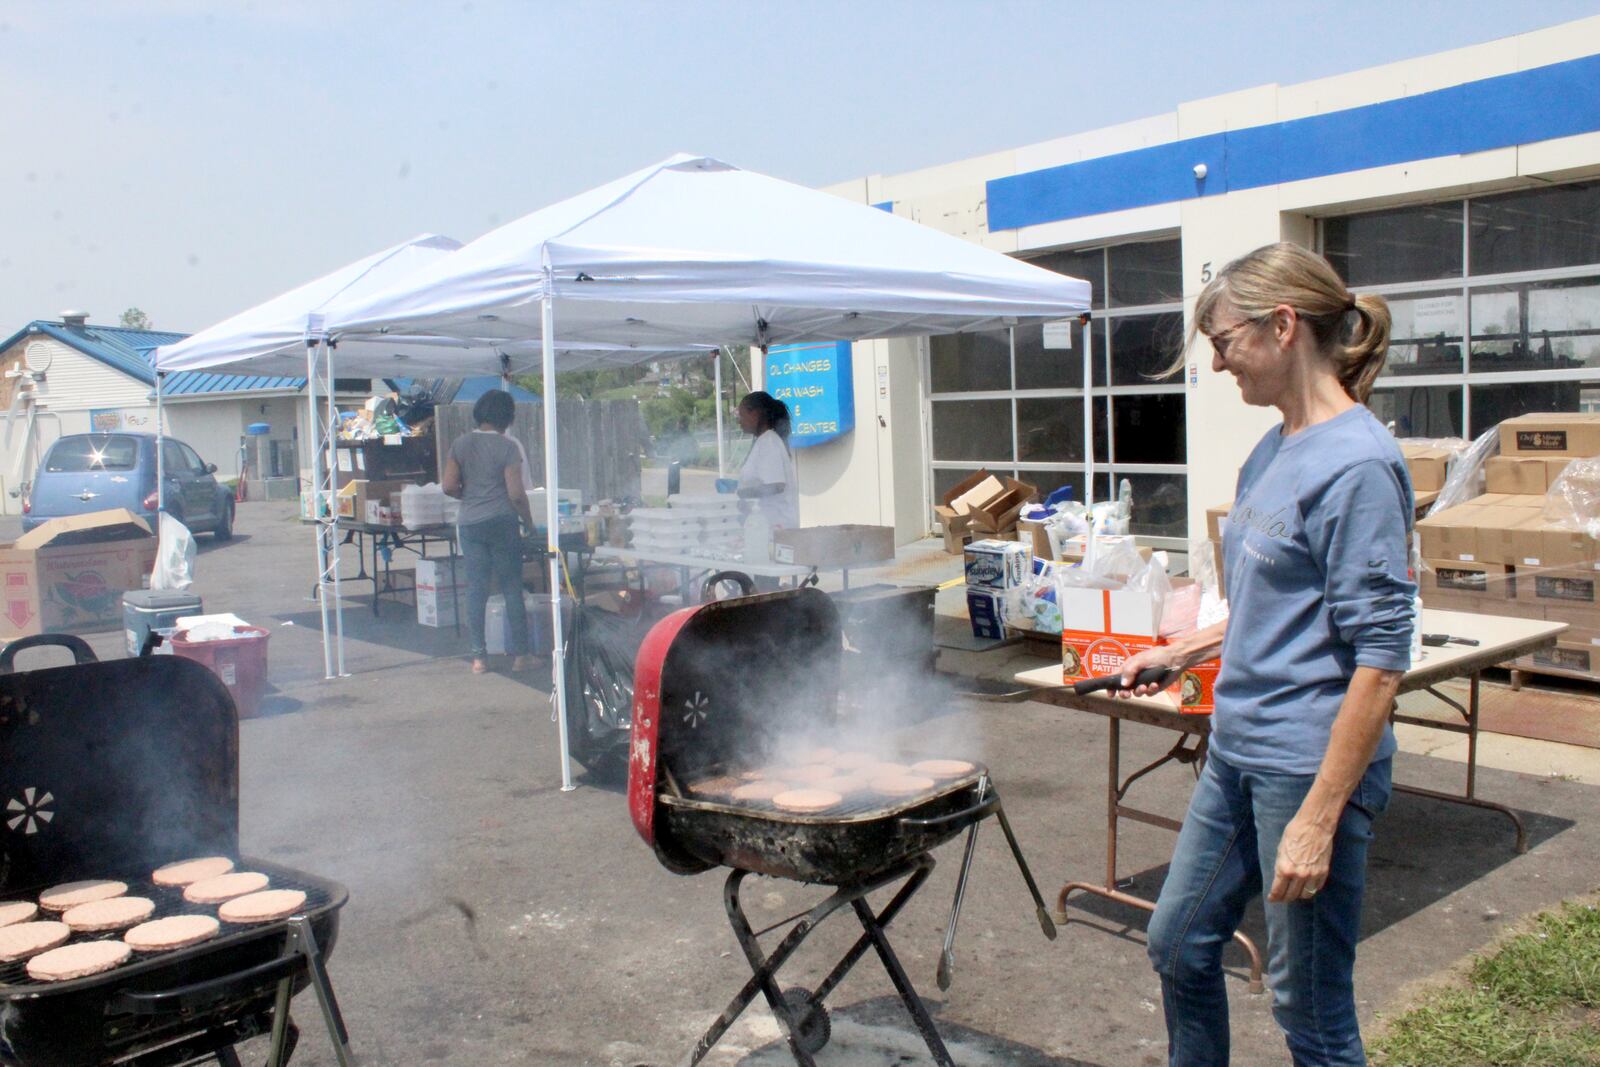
[1193, 163, 1209, 181]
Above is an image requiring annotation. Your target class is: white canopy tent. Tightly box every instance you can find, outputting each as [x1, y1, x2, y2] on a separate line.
[317, 153, 1092, 791]
[152, 233, 713, 680]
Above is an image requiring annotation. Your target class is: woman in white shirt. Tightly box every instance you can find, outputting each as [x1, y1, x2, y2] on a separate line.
[736, 391, 799, 532]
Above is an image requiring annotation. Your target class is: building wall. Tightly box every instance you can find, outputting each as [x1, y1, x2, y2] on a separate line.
[815, 13, 1600, 545]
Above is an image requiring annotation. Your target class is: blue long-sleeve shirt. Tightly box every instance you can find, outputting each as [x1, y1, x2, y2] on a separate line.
[1213, 405, 1416, 775]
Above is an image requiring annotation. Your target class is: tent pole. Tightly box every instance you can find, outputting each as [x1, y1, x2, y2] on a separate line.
[325, 342, 347, 677]
[306, 336, 335, 680]
[714, 350, 726, 477]
[543, 286, 576, 792]
[154, 371, 166, 516]
[1082, 314, 1094, 517]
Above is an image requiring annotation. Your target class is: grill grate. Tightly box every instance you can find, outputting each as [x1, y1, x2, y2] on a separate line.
[669, 766, 986, 822]
[0, 859, 341, 993]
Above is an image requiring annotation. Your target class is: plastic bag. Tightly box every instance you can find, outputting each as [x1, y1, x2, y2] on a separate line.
[1542, 455, 1600, 538]
[1419, 429, 1496, 517]
[151, 513, 196, 591]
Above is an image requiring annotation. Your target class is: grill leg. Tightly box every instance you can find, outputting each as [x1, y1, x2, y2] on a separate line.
[266, 917, 355, 1067]
[851, 884, 957, 1067]
[216, 1049, 243, 1067]
[809, 858, 933, 1009]
[688, 869, 850, 1067]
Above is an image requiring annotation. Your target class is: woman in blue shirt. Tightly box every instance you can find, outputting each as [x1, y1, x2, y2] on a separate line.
[1118, 243, 1415, 1066]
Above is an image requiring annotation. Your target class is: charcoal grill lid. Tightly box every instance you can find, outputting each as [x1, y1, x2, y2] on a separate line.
[0, 655, 238, 893]
[655, 587, 841, 782]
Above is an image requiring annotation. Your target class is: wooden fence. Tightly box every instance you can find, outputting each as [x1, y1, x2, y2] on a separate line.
[435, 399, 645, 503]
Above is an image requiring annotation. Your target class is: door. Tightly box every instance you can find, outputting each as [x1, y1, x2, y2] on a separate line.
[163, 441, 212, 527]
[180, 441, 221, 527]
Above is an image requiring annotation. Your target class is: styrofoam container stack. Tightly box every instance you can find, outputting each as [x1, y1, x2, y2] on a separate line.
[400, 483, 448, 526]
[624, 495, 744, 555]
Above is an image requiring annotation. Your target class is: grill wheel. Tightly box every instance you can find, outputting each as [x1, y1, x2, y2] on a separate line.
[781, 987, 830, 1054]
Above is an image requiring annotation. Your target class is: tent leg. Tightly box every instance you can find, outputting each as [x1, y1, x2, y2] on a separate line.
[324, 343, 347, 677]
[154, 372, 166, 515]
[1082, 316, 1094, 515]
[543, 289, 576, 792]
[306, 337, 335, 681]
[715, 350, 726, 477]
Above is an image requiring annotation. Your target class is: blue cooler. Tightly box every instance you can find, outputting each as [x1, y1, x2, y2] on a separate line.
[123, 590, 204, 656]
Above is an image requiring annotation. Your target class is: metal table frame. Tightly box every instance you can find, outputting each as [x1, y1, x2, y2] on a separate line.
[1007, 609, 1565, 993]
[305, 519, 462, 632]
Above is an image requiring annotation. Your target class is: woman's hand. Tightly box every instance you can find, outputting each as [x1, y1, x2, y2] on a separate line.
[1268, 813, 1334, 903]
[1113, 645, 1185, 699]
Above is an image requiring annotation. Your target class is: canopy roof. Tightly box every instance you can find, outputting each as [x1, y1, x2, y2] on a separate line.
[323, 153, 1091, 349]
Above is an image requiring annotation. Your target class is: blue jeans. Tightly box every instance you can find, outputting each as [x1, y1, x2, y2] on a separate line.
[1147, 752, 1392, 1066]
[458, 514, 527, 658]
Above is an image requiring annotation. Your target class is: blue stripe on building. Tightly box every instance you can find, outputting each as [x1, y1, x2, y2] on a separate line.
[988, 52, 1600, 231]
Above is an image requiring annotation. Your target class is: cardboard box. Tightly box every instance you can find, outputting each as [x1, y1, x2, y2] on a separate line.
[1485, 456, 1552, 495]
[965, 588, 1013, 640]
[1516, 640, 1598, 677]
[935, 506, 973, 555]
[1421, 560, 1515, 601]
[0, 509, 157, 641]
[1545, 457, 1576, 484]
[415, 558, 461, 588]
[1018, 519, 1053, 561]
[1516, 566, 1600, 608]
[950, 474, 1006, 516]
[1535, 521, 1600, 569]
[1205, 502, 1232, 543]
[771, 525, 894, 568]
[1054, 534, 1154, 565]
[337, 479, 409, 522]
[1400, 444, 1453, 492]
[1055, 582, 1219, 713]
[968, 478, 1037, 534]
[1499, 413, 1600, 458]
[1417, 506, 1482, 562]
[416, 584, 459, 627]
[964, 540, 1031, 590]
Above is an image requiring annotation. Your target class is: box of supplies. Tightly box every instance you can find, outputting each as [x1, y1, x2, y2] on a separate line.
[963, 540, 1031, 590]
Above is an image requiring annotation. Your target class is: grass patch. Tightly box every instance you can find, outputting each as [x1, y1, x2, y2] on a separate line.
[1370, 900, 1600, 1066]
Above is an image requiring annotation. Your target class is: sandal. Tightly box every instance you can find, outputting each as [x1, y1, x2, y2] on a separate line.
[510, 655, 533, 673]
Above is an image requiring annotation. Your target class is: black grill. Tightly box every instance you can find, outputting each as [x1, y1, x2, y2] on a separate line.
[0, 635, 351, 1067]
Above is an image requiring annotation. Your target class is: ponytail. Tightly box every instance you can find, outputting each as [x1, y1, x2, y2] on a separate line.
[1182, 242, 1392, 403]
[1340, 293, 1391, 405]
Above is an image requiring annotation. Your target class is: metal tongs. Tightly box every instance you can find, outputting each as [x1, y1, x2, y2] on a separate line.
[932, 773, 1057, 990]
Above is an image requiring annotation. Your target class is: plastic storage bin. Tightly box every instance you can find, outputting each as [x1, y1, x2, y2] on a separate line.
[123, 590, 204, 657]
[169, 626, 270, 718]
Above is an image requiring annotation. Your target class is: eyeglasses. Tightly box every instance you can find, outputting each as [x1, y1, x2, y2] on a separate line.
[1206, 317, 1262, 359]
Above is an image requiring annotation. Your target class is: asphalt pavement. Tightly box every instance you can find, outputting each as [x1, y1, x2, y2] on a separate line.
[21, 500, 1600, 1066]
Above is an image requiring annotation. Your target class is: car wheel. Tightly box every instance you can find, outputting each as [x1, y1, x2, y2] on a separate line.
[212, 501, 234, 540]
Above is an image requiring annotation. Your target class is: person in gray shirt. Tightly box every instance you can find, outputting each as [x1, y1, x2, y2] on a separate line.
[1119, 243, 1412, 1066]
[442, 389, 535, 674]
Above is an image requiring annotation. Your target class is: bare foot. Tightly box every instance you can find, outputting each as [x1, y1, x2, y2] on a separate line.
[510, 655, 533, 673]
[471, 658, 489, 674]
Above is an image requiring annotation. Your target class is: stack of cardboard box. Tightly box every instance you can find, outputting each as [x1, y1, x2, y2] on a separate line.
[934, 470, 1037, 555]
[963, 539, 1031, 640]
[1417, 413, 1600, 680]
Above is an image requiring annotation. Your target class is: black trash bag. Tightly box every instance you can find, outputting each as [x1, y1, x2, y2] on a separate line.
[396, 385, 436, 426]
[562, 604, 648, 782]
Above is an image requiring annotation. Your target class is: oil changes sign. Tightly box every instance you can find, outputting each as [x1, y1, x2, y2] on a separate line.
[763, 341, 854, 448]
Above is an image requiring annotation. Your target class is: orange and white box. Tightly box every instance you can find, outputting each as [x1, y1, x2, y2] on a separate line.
[1058, 585, 1220, 714]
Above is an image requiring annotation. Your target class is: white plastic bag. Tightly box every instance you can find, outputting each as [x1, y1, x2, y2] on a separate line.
[1542, 455, 1600, 538]
[151, 512, 196, 591]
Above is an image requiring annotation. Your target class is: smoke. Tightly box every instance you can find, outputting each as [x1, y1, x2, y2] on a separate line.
[663, 588, 986, 813]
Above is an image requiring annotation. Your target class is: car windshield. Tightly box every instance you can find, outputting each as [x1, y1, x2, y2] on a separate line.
[45, 435, 141, 472]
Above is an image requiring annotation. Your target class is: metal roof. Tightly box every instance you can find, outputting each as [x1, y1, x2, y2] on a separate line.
[0, 320, 306, 396]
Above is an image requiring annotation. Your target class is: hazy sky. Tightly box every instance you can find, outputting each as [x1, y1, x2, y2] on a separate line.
[5, 0, 1596, 335]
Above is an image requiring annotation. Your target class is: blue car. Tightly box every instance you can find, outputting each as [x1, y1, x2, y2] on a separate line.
[23, 432, 235, 539]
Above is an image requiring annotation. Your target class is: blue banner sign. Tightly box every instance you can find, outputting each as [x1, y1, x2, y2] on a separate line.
[764, 341, 855, 448]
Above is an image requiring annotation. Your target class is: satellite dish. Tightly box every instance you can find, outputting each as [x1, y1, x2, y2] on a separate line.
[23, 342, 52, 375]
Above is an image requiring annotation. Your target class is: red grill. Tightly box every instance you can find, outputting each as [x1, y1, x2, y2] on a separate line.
[628, 588, 1055, 1067]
